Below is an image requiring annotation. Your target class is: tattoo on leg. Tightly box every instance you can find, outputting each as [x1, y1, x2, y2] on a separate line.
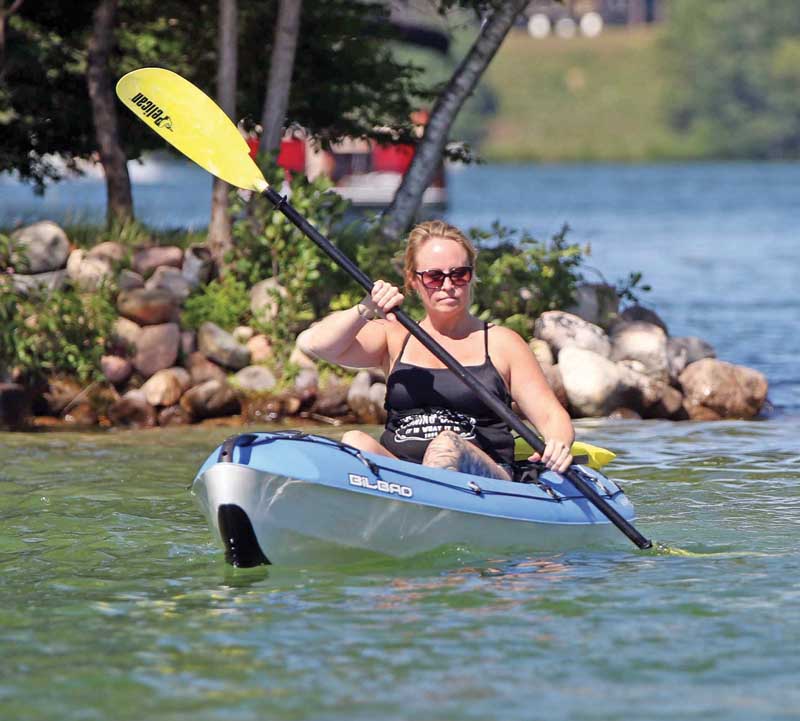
[423, 431, 511, 481]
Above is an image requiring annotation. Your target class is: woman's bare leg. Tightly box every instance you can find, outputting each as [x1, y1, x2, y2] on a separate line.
[422, 430, 511, 481]
[341, 430, 397, 458]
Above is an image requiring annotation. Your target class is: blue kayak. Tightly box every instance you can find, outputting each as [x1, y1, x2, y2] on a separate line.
[191, 430, 637, 566]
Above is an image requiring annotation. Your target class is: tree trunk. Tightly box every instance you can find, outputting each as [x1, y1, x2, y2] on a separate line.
[87, 0, 133, 226]
[259, 0, 302, 154]
[379, 0, 528, 241]
[208, 0, 238, 269]
[0, 0, 25, 77]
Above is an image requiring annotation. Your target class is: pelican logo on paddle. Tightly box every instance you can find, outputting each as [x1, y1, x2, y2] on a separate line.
[349, 473, 413, 498]
[130, 92, 173, 131]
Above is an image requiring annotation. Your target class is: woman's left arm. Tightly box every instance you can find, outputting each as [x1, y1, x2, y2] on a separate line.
[498, 328, 575, 473]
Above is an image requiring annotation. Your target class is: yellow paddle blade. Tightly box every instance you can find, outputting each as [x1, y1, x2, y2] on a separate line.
[514, 437, 617, 470]
[116, 68, 268, 192]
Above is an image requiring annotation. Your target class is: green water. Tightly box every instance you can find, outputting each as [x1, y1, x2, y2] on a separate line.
[1, 420, 798, 721]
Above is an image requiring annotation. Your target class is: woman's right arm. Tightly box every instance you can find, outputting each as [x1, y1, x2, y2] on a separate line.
[296, 280, 404, 368]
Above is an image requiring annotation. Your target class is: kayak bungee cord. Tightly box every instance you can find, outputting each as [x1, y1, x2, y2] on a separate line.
[116, 67, 652, 550]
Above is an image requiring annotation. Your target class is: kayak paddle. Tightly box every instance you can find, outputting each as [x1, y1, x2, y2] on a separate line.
[115, 67, 652, 550]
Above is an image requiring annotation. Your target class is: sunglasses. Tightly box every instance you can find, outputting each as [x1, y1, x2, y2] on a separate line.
[414, 266, 473, 290]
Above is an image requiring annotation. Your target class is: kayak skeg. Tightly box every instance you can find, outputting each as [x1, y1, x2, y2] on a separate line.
[191, 430, 637, 567]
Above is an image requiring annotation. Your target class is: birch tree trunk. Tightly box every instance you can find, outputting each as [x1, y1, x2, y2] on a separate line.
[379, 0, 528, 241]
[208, 0, 238, 269]
[86, 0, 133, 226]
[259, 0, 302, 154]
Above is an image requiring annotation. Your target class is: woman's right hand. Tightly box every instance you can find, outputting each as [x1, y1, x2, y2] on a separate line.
[358, 280, 404, 321]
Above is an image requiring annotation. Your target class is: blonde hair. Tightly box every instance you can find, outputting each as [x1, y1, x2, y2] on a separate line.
[403, 220, 477, 293]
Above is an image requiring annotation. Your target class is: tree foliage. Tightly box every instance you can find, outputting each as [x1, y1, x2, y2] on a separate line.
[1, 1, 434, 190]
[663, 0, 800, 158]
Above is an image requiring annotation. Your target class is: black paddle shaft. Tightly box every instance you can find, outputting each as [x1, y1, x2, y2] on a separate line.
[264, 187, 652, 550]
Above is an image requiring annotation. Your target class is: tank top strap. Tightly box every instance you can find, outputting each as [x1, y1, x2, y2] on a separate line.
[483, 321, 490, 361]
[391, 331, 413, 371]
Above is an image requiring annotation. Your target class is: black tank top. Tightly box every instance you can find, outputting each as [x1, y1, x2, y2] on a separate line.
[380, 322, 515, 464]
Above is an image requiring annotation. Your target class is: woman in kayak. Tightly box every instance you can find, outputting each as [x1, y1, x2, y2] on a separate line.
[297, 220, 574, 480]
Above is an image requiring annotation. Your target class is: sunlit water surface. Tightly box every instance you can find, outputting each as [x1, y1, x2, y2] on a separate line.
[1, 421, 798, 721]
[1, 162, 799, 718]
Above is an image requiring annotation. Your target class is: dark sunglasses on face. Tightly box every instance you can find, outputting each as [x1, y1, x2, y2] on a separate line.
[414, 266, 473, 289]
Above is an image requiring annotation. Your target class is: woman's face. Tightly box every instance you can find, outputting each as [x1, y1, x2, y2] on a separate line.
[412, 237, 473, 315]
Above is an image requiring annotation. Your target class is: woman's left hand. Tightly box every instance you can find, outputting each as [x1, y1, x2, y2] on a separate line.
[529, 439, 573, 474]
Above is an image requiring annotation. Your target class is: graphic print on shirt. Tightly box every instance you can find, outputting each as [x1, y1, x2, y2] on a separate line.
[392, 408, 477, 443]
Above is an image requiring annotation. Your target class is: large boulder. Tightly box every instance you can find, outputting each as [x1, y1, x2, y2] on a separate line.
[180, 379, 240, 420]
[534, 311, 611, 359]
[66, 249, 113, 291]
[145, 265, 192, 303]
[557, 347, 622, 417]
[667, 336, 716, 381]
[11, 221, 70, 273]
[566, 283, 619, 329]
[617, 360, 685, 419]
[87, 241, 126, 265]
[231, 365, 278, 394]
[132, 323, 180, 378]
[542, 363, 568, 409]
[132, 246, 183, 276]
[111, 317, 142, 355]
[117, 288, 178, 325]
[108, 391, 157, 428]
[611, 321, 669, 380]
[679, 359, 768, 420]
[12, 270, 67, 294]
[100, 355, 133, 385]
[197, 322, 251, 370]
[617, 304, 668, 334]
[140, 367, 191, 406]
[181, 245, 213, 289]
[185, 351, 227, 386]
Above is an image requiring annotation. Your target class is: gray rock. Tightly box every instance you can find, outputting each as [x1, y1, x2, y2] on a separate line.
[118, 269, 145, 291]
[132, 323, 180, 378]
[181, 245, 213, 288]
[247, 334, 273, 363]
[180, 330, 197, 356]
[233, 326, 255, 344]
[87, 241, 126, 265]
[679, 358, 768, 419]
[117, 288, 178, 325]
[197, 322, 251, 370]
[112, 317, 142, 355]
[534, 310, 611, 358]
[158, 404, 192, 427]
[141, 367, 191, 406]
[108, 393, 157, 428]
[667, 336, 716, 380]
[231, 365, 278, 394]
[180, 379, 240, 420]
[186, 352, 227, 385]
[611, 321, 669, 380]
[12, 270, 67, 294]
[617, 305, 668, 334]
[100, 355, 133, 385]
[145, 265, 192, 303]
[11, 221, 70, 273]
[66, 249, 113, 291]
[132, 246, 183, 276]
[558, 346, 622, 417]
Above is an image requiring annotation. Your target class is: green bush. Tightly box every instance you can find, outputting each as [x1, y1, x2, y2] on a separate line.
[470, 223, 585, 337]
[182, 274, 251, 331]
[0, 277, 116, 383]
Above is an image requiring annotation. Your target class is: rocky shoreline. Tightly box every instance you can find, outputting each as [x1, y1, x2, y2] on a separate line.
[0, 220, 770, 430]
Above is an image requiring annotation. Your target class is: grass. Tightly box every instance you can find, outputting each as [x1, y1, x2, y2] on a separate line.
[478, 26, 704, 162]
